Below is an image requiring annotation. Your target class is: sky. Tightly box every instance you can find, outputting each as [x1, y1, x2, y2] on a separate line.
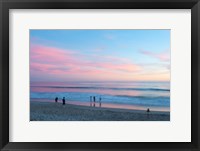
[30, 30, 170, 82]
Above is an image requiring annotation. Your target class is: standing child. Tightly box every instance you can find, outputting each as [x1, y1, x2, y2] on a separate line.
[55, 97, 58, 103]
[62, 97, 65, 105]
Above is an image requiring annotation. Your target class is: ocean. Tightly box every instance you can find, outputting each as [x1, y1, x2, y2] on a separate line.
[30, 81, 170, 112]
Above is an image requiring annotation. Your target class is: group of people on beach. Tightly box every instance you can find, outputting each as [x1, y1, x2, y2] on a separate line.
[54, 96, 151, 114]
[54, 96, 102, 107]
[90, 96, 102, 107]
[55, 97, 66, 105]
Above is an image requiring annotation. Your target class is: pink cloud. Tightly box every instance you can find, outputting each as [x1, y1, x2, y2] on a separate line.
[30, 45, 76, 64]
[30, 44, 142, 81]
[31, 63, 55, 72]
[140, 49, 170, 62]
[94, 63, 140, 73]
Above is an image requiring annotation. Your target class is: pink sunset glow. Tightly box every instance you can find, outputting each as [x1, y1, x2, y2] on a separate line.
[140, 49, 170, 62]
[30, 30, 170, 82]
[30, 44, 161, 81]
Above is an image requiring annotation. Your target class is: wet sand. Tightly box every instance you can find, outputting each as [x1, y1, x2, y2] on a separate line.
[31, 98, 170, 112]
[30, 101, 170, 121]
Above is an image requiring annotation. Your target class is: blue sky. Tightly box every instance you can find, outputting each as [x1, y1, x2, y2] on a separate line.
[30, 30, 170, 82]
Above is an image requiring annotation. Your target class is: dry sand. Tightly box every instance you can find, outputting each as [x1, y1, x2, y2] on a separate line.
[30, 101, 170, 121]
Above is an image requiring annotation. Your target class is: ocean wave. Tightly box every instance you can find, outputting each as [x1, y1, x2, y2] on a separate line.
[31, 86, 170, 92]
[30, 91, 170, 107]
[116, 95, 169, 99]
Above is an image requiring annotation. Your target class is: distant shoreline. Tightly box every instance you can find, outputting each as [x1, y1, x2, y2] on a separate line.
[30, 101, 170, 121]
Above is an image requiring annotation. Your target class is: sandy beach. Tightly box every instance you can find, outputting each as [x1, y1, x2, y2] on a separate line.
[30, 101, 170, 121]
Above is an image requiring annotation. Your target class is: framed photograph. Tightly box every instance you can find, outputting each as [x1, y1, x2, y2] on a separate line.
[0, 0, 199, 150]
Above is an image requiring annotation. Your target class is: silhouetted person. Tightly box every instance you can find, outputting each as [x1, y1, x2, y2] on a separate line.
[93, 96, 96, 107]
[147, 108, 150, 113]
[99, 96, 102, 107]
[62, 97, 65, 105]
[55, 97, 58, 103]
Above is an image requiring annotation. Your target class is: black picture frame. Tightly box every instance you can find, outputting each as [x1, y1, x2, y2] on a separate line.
[0, 0, 199, 150]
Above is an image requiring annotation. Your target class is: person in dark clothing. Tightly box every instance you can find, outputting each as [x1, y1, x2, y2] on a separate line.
[55, 97, 58, 103]
[93, 96, 96, 107]
[62, 97, 65, 105]
[99, 96, 101, 107]
[147, 108, 150, 113]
